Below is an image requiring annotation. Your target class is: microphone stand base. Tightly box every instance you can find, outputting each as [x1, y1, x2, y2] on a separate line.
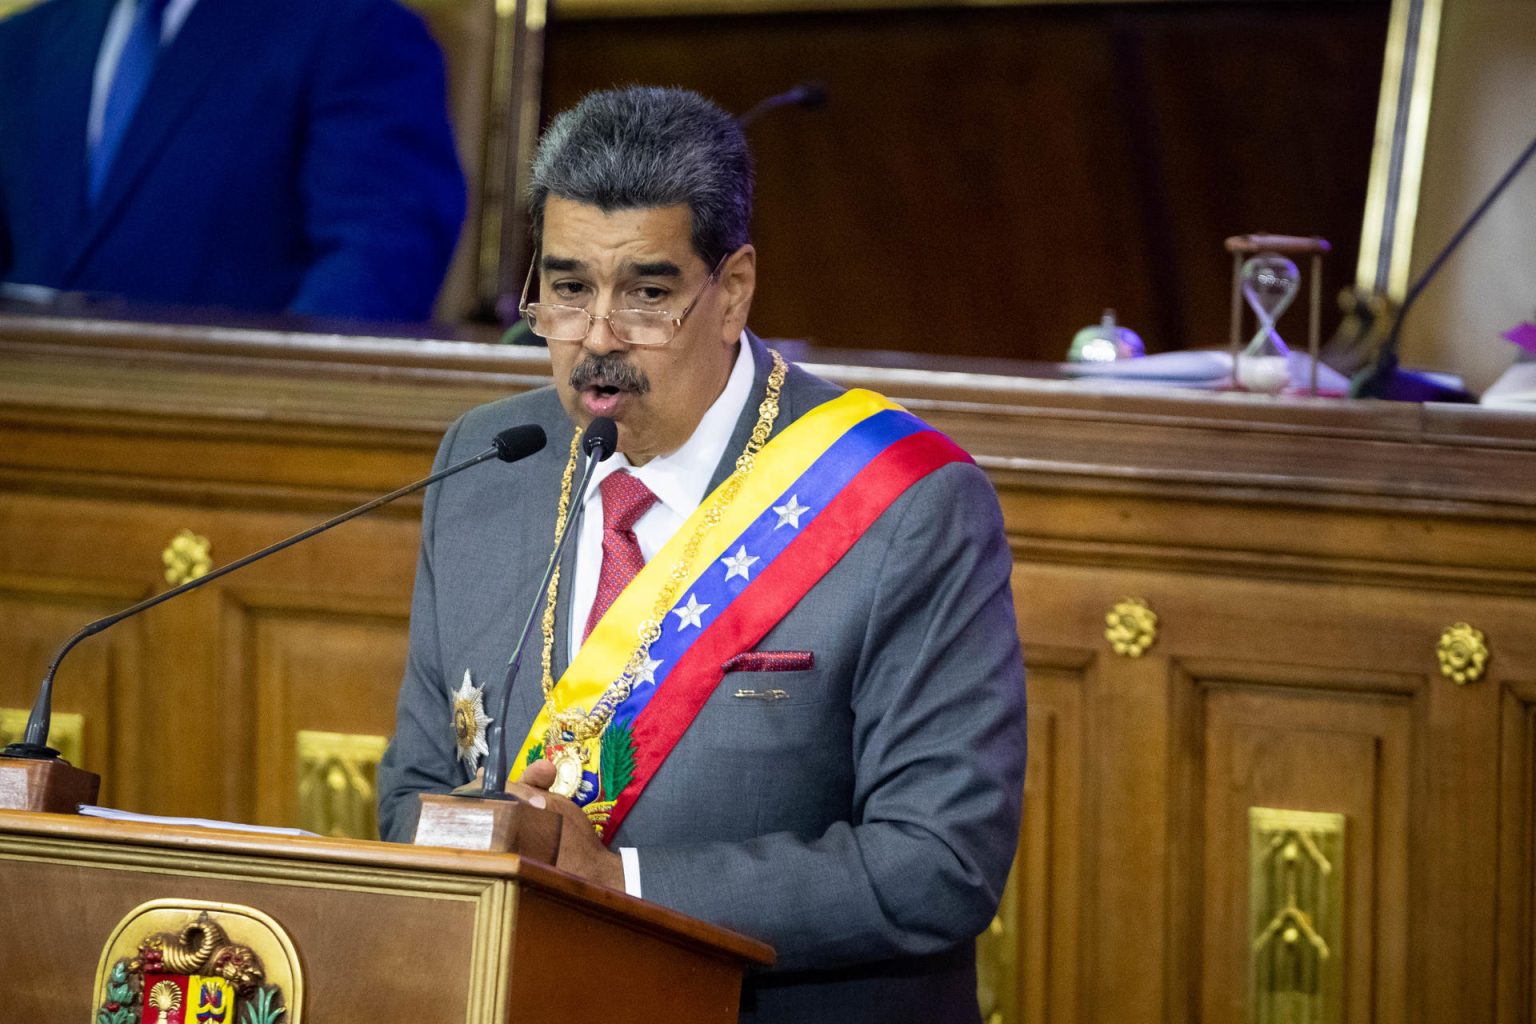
[412, 791, 562, 863]
[0, 750, 100, 813]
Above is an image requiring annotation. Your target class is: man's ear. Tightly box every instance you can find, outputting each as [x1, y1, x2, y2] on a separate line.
[718, 244, 757, 343]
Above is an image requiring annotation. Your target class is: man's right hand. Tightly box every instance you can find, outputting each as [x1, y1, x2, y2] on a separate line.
[506, 760, 626, 891]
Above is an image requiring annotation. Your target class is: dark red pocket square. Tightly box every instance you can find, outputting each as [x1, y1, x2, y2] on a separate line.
[722, 650, 815, 673]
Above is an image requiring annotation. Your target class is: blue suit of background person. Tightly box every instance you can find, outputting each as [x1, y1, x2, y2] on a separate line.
[0, 0, 466, 321]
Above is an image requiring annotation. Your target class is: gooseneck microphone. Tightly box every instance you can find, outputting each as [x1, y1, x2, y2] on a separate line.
[1, 424, 547, 764]
[480, 417, 618, 798]
[736, 81, 828, 129]
[1353, 128, 1536, 400]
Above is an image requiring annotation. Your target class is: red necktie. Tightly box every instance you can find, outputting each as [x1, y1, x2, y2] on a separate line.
[583, 470, 658, 642]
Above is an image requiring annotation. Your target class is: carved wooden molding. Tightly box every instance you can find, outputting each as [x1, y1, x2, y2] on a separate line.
[6, 318, 1535, 518]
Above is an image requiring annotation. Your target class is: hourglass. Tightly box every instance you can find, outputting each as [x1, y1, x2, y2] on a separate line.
[1235, 254, 1297, 393]
[1225, 234, 1331, 395]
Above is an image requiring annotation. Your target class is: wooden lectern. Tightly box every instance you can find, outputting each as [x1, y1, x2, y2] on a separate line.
[0, 809, 773, 1023]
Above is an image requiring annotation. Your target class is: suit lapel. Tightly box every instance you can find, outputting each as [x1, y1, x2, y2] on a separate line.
[553, 522, 579, 680]
[503, 407, 578, 744]
[65, 0, 250, 278]
[30, 0, 115, 259]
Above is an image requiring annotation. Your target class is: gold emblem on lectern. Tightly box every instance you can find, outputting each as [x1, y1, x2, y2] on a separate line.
[93, 901, 303, 1024]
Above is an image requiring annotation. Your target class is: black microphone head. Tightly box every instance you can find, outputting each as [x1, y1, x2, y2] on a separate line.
[492, 424, 547, 463]
[582, 417, 619, 461]
[792, 81, 828, 110]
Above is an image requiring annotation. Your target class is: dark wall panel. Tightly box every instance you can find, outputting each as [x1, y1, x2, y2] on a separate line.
[544, 2, 1388, 362]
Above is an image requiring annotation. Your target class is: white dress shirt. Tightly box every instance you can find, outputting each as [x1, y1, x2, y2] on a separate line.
[566, 336, 755, 898]
[567, 336, 755, 655]
[89, 0, 201, 149]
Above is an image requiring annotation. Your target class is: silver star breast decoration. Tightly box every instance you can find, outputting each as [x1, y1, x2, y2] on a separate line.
[450, 669, 492, 772]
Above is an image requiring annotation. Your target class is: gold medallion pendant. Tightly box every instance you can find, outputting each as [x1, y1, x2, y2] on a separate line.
[550, 747, 585, 798]
[545, 708, 594, 799]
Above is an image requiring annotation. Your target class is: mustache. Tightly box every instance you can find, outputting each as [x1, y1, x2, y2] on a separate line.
[569, 353, 651, 395]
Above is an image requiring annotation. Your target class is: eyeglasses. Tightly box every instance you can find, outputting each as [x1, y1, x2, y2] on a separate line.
[517, 254, 727, 346]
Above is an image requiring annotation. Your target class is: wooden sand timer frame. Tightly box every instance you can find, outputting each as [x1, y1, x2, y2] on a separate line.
[1225, 233, 1331, 395]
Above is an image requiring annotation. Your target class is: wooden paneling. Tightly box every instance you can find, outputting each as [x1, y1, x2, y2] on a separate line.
[0, 603, 123, 793]
[1498, 679, 1536, 1023]
[4, 315, 1536, 1022]
[1200, 681, 1409, 1024]
[1020, 649, 1089, 1024]
[1007, 534, 1532, 1023]
[981, 643, 1090, 1024]
[0, 330, 440, 821]
[236, 601, 411, 829]
[0, 501, 157, 808]
[0, 487, 421, 822]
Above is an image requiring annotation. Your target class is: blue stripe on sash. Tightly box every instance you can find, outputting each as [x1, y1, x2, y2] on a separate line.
[610, 408, 930, 728]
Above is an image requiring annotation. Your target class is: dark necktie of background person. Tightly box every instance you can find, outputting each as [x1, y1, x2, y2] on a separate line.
[89, 0, 172, 205]
[583, 471, 658, 643]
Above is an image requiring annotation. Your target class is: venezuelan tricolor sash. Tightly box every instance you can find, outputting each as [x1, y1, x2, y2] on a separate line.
[516, 388, 972, 840]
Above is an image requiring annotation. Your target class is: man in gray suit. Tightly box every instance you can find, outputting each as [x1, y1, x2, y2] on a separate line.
[378, 86, 1026, 1024]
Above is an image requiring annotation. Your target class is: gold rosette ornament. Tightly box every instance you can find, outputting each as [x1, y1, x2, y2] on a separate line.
[1105, 597, 1158, 658]
[162, 529, 212, 586]
[1437, 622, 1489, 685]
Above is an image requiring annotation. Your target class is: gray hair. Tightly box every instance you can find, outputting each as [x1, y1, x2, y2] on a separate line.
[527, 86, 753, 267]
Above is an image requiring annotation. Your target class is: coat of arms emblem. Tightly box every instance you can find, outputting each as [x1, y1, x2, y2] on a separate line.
[93, 900, 302, 1024]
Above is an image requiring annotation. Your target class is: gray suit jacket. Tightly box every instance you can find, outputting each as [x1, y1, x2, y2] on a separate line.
[378, 337, 1027, 1023]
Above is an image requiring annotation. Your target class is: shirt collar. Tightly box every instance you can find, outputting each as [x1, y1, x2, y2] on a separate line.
[584, 333, 755, 517]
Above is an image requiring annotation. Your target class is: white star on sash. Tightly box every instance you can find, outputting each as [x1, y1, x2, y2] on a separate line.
[636, 656, 663, 685]
[773, 495, 811, 529]
[673, 593, 710, 630]
[720, 545, 760, 581]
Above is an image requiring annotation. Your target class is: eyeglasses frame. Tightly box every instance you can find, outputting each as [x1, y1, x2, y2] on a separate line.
[516, 251, 731, 346]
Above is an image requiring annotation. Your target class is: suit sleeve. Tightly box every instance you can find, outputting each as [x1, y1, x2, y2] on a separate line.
[288, 0, 465, 321]
[634, 462, 1028, 972]
[377, 415, 468, 842]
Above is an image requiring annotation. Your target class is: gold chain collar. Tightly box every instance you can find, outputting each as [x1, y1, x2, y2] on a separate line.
[536, 349, 788, 751]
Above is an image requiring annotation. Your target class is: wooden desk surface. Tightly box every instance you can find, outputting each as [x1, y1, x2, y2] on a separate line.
[3, 309, 1532, 515]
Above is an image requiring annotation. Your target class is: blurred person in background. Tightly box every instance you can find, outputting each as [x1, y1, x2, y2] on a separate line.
[0, 0, 465, 321]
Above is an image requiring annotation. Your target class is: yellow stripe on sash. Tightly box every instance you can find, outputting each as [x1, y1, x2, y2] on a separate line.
[515, 388, 899, 769]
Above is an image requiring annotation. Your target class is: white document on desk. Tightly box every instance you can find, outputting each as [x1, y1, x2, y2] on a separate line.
[1481, 360, 1536, 407]
[1058, 349, 1350, 393]
[79, 804, 317, 837]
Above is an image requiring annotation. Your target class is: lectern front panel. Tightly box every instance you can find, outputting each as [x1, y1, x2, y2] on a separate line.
[0, 824, 494, 1022]
[0, 811, 769, 1024]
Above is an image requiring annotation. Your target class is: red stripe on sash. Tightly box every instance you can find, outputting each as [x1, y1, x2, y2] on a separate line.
[603, 429, 972, 840]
